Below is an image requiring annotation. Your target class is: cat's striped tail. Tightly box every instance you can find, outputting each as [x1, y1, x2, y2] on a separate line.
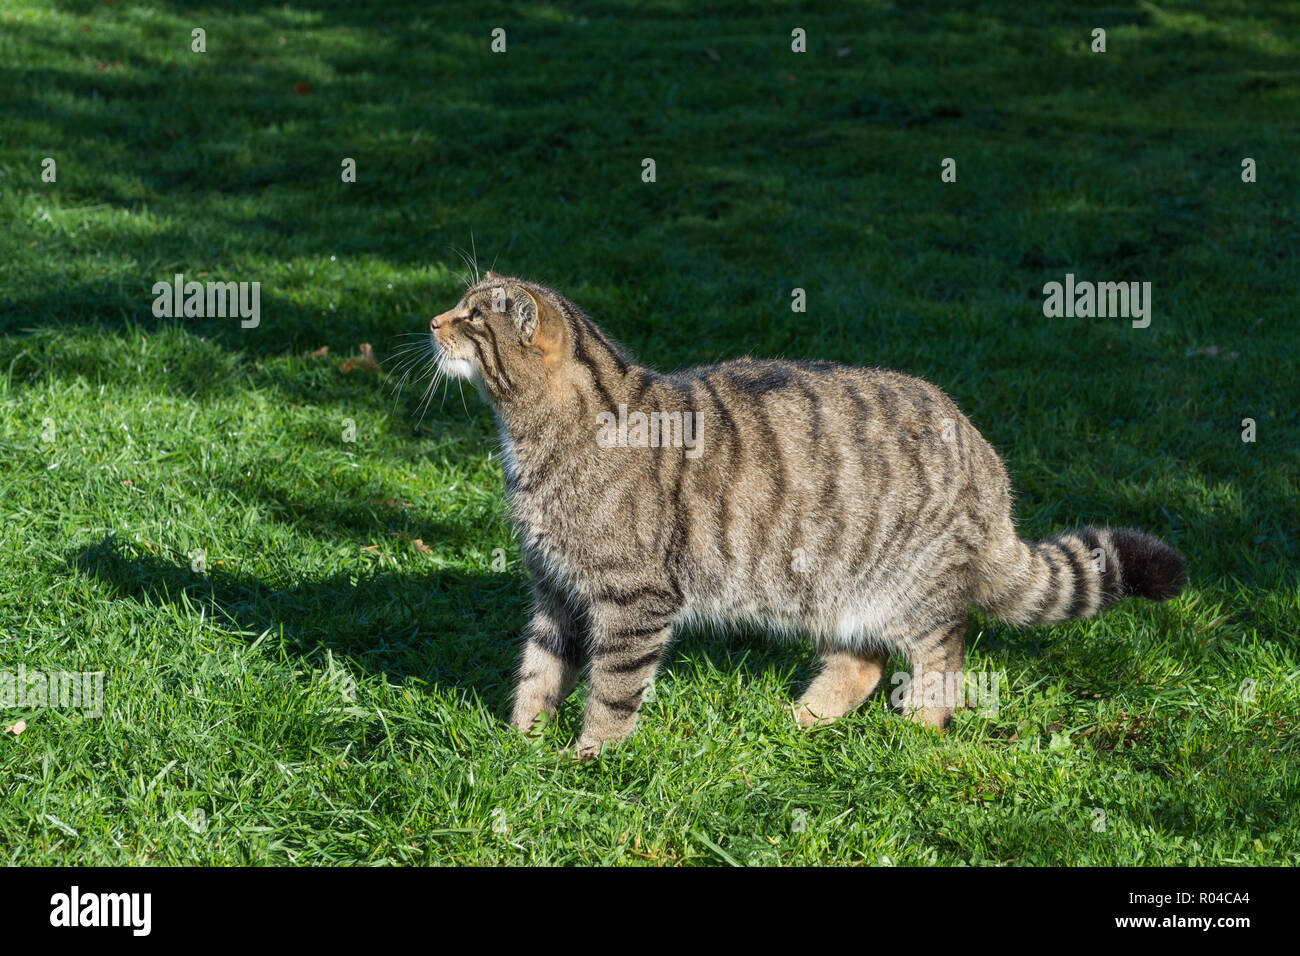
[976, 526, 1186, 626]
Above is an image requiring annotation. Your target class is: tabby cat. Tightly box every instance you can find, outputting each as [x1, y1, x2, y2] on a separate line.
[426, 272, 1186, 759]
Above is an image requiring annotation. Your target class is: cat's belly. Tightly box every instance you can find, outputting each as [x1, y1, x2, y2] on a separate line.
[683, 575, 911, 650]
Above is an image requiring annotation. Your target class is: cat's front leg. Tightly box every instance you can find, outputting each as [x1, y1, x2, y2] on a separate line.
[573, 590, 679, 760]
[510, 590, 585, 735]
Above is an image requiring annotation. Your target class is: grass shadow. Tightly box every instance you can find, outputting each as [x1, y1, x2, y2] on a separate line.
[69, 534, 526, 716]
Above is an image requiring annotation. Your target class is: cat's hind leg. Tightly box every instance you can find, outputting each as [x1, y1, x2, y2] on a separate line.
[793, 648, 887, 727]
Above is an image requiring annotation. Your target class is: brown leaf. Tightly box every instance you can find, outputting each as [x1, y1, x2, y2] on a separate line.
[303, 345, 329, 360]
[4, 721, 26, 736]
[339, 343, 378, 374]
[293, 81, 313, 95]
[411, 539, 432, 554]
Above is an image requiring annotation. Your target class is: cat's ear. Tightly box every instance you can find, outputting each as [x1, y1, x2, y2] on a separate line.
[513, 287, 541, 343]
[512, 287, 564, 358]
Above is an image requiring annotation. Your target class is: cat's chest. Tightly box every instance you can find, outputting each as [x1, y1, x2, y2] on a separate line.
[499, 427, 653, 563]
[506, 481, 593, 542]
[499, 436, 586, 534]
[499, 429, 600, 520]
[504, 457, 643, 586]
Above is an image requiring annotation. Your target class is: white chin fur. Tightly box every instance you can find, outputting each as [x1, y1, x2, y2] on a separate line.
[443, 357, 476, 380]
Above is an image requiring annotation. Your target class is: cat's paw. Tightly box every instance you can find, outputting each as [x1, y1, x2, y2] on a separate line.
[791, 702, 836, 728]
[572, 737, 603, 762]
[511, 709, 551, 737]
[903, 706, 952, 732]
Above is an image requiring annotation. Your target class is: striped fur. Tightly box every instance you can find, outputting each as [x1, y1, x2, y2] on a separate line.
[428, 274, 1187, 758]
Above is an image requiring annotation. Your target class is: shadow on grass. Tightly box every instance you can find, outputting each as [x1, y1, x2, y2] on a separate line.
[70, 534, 527, 716]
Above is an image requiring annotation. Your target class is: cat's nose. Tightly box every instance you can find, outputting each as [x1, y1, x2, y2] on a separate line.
[430, 310, 454, 331]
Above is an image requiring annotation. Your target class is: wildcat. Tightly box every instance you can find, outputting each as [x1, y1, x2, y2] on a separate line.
[425, 271, 1186, 760]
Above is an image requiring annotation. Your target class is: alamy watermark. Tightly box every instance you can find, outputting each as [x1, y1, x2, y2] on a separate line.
[1, 666, 104, 717]
[151, 272, 260, 328]
[890, 667, 1004, 716]
[1042, 273, 1151, 328]
[596, 404, 703, 458]
[50, 886, 150, 936]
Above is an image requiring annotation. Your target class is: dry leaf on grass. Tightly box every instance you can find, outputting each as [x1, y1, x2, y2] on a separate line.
[304, 345, 329, 360]
[4, 721, 26, 736]
[339, 343, 379, 374]
[388, 531, 432, 554]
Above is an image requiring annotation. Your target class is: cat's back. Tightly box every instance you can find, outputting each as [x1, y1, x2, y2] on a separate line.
[666, 355, 972, 444]
[656, 354, 1009, 517]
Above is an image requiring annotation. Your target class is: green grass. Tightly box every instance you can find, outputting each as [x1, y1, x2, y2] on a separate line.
[1, 0, 1297, 865]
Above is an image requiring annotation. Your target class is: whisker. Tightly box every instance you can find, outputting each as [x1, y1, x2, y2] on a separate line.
[382, 344, 433, 365]
[382, 350, 433, 379]
[389, 356, 434, 400]
[416, 361, 446, 425]
[382, 345, 429, 362]
[451, 245, 477, 290]
[455, 378, 470, 419]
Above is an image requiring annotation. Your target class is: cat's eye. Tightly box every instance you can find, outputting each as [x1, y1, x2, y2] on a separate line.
[470, 308, 484, 323]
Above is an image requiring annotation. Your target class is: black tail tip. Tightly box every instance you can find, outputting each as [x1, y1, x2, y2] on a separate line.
[1110, 528, 1187, 602]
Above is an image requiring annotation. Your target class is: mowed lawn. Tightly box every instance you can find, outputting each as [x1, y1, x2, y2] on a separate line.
[0, 0, 1296, 865]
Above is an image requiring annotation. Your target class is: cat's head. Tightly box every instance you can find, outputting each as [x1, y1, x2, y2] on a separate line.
[429, 270, 571, 404]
